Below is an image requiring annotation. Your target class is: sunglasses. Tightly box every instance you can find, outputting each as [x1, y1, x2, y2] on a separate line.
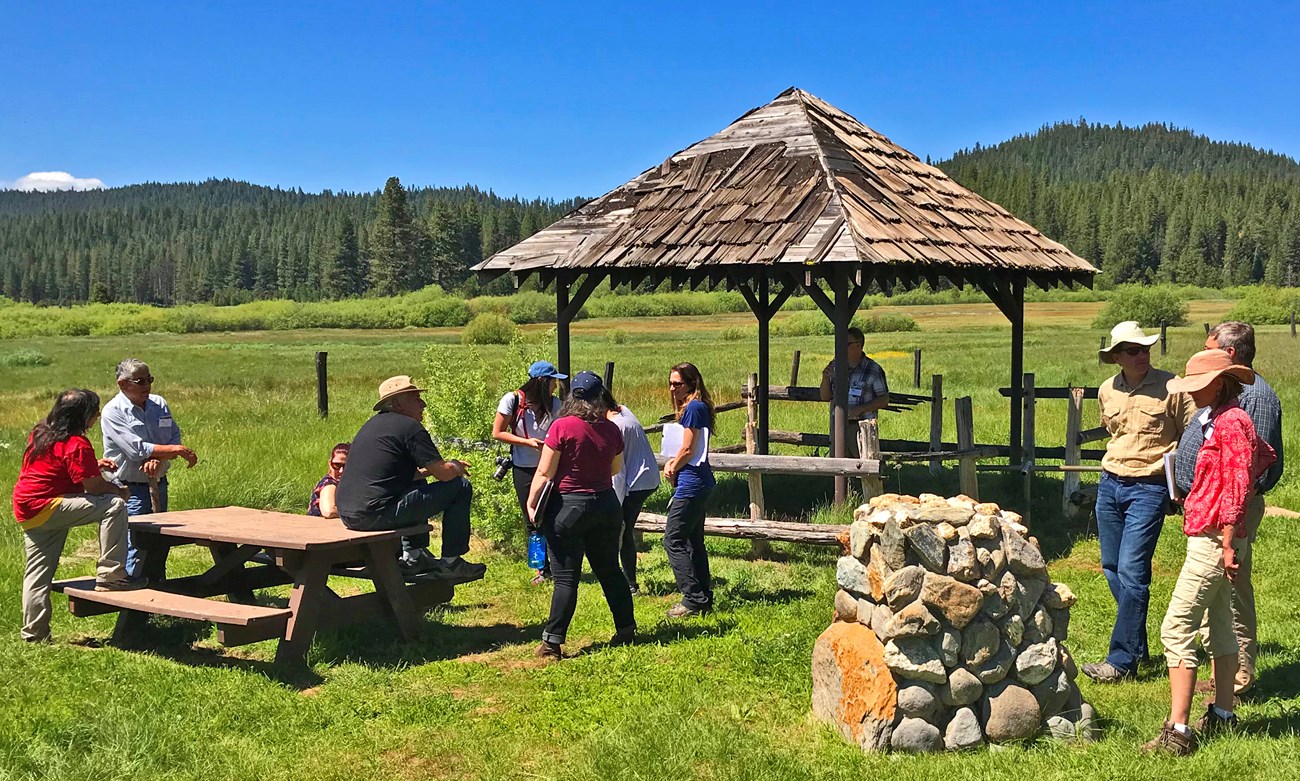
[668, 380, 686, 388]
[124, 376, 154, 386]
[330, 461, 346, 470]
[1120, 346, 1151, 356]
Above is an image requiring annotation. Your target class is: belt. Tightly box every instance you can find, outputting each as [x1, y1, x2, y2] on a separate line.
[123, 478, 168, 487]
[1102, 470, 1164, 486]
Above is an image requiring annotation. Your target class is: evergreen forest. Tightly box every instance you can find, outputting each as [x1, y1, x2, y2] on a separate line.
[3, 120, 1300, 307]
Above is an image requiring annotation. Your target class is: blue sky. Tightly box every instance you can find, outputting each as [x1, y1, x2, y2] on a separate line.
[3, 1, 1298, 199]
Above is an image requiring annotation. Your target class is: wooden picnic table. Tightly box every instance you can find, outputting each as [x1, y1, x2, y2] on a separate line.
[53, 506, 478, 668]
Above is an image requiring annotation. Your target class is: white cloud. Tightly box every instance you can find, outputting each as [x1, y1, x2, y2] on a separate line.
[1, 171, 106, 192]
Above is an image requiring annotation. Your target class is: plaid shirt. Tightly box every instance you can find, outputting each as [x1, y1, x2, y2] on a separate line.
[825, 356, 889, 423]
[1175, 372, 1284, 496]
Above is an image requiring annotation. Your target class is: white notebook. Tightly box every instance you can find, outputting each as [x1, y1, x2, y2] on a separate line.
[660, 423, 709, 466]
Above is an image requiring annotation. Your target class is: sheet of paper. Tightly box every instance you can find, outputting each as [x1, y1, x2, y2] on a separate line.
[660, 422, 709, 466]
[1163, 452, 1180, 501]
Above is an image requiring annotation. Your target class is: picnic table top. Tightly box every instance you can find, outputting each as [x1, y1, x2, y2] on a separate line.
[128, 506, 431, 551]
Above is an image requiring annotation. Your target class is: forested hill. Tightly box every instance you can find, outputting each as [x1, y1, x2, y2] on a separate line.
[0, 178, 582, 305]
[939, 121, 1300, 287]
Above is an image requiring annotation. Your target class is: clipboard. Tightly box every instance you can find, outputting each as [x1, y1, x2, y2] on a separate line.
[1163, 453, 1181, 502]
[660, 423, 708, 466]
[530, 480, 555, 527]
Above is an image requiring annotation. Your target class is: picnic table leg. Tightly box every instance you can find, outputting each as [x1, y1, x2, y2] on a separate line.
[111, 533, 171, 648]
[273, 555, 332, 669]
[209, 541, 258, 603]
[362, 540, 422, 641]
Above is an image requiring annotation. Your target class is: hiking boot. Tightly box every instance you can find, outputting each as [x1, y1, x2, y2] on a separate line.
[535, 641, 562, 660]
[1140, 722, 1198, 756]
[94, 577, 149, 592]
[609, 627, 637, 647]
[666, 602, 707, 619]
[398, 549, 439, 577]
[1193, 704, 1239, 738]
[440, 558, 487, 582]
[1082, 660, 1135, 684]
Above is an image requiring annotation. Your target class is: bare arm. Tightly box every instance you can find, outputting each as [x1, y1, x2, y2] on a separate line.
[526, 445, 560, 523]
[665, 427, 698, 482]
[611, 452, 624, 477]
[851, 394, 891, 417]
[418, 459, 468, 481]
[820, 363, 833, 402]
[317, 483, 339, 519]
[491, 412, 543, 450]
[83, 474, 128, 499]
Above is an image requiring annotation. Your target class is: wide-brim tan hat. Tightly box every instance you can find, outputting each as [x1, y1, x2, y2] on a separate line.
[1166, 349, 1255, 394]
[374, 375, 424, 410]
[1098, 320, 1161, 364]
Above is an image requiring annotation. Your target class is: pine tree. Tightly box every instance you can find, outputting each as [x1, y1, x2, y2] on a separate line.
[322, 215, 365, 298]
[368, 177, 420, 296]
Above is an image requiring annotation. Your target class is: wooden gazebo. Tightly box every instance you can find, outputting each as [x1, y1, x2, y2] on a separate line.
[474, 88, 1097, 502]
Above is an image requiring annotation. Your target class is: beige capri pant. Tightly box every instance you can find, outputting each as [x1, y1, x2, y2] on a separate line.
[1160, 530, 1244, 668]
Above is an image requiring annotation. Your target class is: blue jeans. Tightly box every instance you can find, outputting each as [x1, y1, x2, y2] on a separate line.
[124, 478, 168, 579]
[342, 477, 472, 558]
[1095, 472, 1168, 673]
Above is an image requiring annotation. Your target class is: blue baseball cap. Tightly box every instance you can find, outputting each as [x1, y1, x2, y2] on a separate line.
[569, 371, 604, 400]
[528, 360, 567, 380]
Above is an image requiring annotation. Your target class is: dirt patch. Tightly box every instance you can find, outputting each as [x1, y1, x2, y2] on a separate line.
[380, 748, 472, 781]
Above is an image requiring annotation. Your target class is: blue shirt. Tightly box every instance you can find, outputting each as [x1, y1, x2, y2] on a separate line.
[101, 392, 183, 484]
[673, 399, 715, 499]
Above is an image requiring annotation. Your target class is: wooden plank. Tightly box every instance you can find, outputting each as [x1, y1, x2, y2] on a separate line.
[745, 373, 771, 558]
[999, 387, 1099, 400]
[1022, 373, 1036, 524]
[1063, 386, 1085, 519]
[634, 513, 845, 546]
[56, 578, 292, 627]
[929, 374, 944, 475]
[128, 507, 431, 551]
[858, 419, 884, 502]
[654, 452, 879, 477]
[955, 396, 979, 500]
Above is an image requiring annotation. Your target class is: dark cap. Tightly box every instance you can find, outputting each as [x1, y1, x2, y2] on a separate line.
[569, 371, 604, 400]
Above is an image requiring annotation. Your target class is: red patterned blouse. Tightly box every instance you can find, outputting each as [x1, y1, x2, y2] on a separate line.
[1183, 404, 1277, 537]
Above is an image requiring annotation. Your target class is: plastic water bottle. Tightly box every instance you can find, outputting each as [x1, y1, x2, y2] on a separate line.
[527, 531, 547, 569]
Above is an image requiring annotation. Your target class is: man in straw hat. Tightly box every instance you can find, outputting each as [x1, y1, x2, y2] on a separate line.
[1174, 322, 1284, 698]
[1083, 321, 1197, 684]
[336, 376, 484, 582]
[1142, 349, 1274, 756]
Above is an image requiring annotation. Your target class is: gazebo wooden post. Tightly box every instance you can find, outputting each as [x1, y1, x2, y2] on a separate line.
[731, 269, 795, 455]
[803, 266, 867, 505]
[554, 272, 603, 395]
[978, 274, 1027, 465]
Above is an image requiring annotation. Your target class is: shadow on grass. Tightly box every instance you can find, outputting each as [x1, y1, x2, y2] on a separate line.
[573, 617, 737, 656]
[720, 585, 816, 606]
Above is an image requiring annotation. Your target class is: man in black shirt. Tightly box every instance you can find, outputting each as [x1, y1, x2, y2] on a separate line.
[338, 375, 483, 581]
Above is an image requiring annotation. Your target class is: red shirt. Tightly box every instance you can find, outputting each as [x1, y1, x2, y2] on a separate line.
[544, 416, 624, 494]
[12, 434, 100, 522]
[1183, 404, 1277, 537]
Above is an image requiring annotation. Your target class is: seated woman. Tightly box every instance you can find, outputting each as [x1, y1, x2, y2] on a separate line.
[308, 442, 349, 518]
[14, 389, 142, 643]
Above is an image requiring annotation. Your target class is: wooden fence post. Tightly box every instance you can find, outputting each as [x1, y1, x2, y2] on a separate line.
[1062, 386, 1084, 520]
[1204, 322, 1211, 336]
[1022, 373, 1035, 524]
[603, 361, 615, 393]
[789, 350, 801, 386]
[1160, 320, 1168, 356]
[745, 373, 770, 558]
[913, 349, 922, 388]
[1292, 310, 1296, 338]
[1098, 336, 1106, 367]
[315, 351, 328, 418]
[929, 374, 943, 475]
[955, 396, 978, 500]
[858, 419, 883, 503]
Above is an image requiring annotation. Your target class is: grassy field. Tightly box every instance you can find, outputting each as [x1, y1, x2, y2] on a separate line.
[2, 299, 1298, 780]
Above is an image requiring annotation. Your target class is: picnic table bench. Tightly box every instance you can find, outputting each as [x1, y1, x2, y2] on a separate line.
[52, 506, 481, 667]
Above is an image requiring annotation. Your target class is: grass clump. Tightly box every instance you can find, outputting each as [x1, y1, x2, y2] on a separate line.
[0, 348, 52, 367]
[461, 313, 517, 345]
[1093, 285, 1190, 328]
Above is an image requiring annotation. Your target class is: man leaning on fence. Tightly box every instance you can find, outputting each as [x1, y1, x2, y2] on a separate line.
[1174, 321, 1284, 697]
[336, 375, 485, 582]
[819, 326, 890, 458]
[101, 358, 199, 580]
[1083, 321, 1197, 684]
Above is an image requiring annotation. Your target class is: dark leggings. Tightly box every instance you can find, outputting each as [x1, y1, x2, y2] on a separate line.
[619, 488, 655, 588]
[664, 489, 714, 610]
[542, 489, 635, 645]
[511, 465, 550, 576]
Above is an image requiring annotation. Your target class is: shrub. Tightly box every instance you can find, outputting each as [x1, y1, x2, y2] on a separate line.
[1226, 286, 1300, 325]
[462, 313, 517, 345]
[859, 313, 918, 332]
[720, 325, 752, 342]
[607, 328, 628, 345]
[504, 291, 557, 324]
[405, 298, 471, 328]
[1092, 285, 1189, 329]
[0, 348, 51, 367]
[774, 310, 916, 336]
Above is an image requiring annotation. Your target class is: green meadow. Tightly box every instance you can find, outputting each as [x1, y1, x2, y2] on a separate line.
[2, 299, 1298, 780]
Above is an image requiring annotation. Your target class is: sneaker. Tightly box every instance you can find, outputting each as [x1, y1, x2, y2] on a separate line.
[94, 577, 149, 592]
[1193, 704, 1239, 737]
[1140, 722, 1198, 756]
[398, 549, 439, 577]
[530, 571, 550, 586]
[627, 582, 641, 596]
[609, 627, 637, 647]
[535, 641, 562, 660]
[440, 558, 487, 582]
[666, 602, 707, 619]
[1081, 660, 1135, 684]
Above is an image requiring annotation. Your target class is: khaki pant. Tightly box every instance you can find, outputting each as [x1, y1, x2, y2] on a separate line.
[1196, 494, 1265, 693]
[1161, 530, 1244, 668]
[21, 494, 129, 642]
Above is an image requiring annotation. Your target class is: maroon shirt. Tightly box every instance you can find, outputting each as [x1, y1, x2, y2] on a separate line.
[544, 416, 623, 494]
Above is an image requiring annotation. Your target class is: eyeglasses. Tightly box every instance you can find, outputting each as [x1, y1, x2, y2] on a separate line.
[1120, 346, 1151, 356]
[330, 461, 346, 470]
[124, 376, 154, 386]
[847, 341, 864, 348]
[668, 381, 686, 388]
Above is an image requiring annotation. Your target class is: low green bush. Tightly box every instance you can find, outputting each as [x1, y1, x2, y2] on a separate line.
[607, 329, 628, 345]
[1092, 285, 1189, 329]
[0, 348, 51, 367]
[774, 310, 918, 336]
[720, 325, 752, 342]
[462, 313, 517, 344]
[1226, 286, 1300, 325]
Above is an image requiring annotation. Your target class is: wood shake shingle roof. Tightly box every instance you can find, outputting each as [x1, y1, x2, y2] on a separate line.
[474, 88, 1096, 282]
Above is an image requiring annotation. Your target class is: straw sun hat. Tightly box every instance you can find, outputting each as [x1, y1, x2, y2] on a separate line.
[1098, 321, 1161, 364]
[373, 375, 424, 410]
[1166, 349, 1255, 394]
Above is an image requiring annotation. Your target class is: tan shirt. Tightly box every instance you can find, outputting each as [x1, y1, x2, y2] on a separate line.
[1098, 367, 1197, 477]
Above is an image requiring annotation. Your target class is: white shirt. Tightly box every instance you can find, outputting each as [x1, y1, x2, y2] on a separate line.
[496, 392, 561, 468]
[609, 405, 661, 502]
